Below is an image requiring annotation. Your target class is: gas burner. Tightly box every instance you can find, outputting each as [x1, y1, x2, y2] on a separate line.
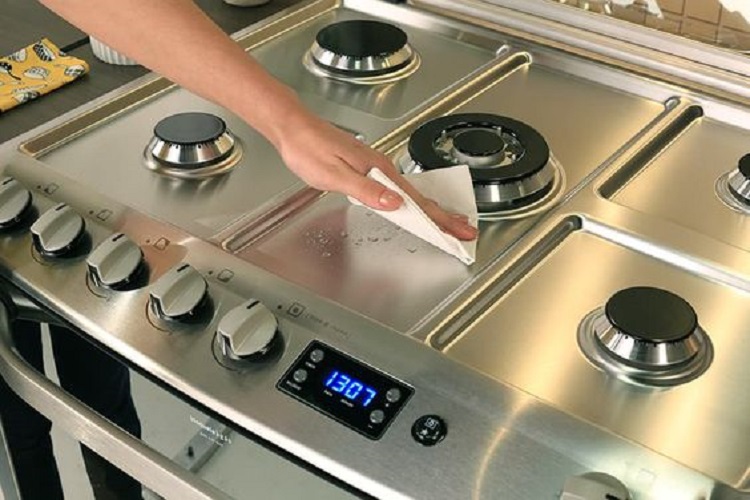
[303, 20, 420, 84]
[143, 112, 242, 179]
[717, 154, 750, 213]
[402, 113, 562, 215]
[578, 286, 712, 387]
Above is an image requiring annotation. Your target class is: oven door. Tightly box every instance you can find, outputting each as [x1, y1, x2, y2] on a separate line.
[0, 284, 365, 500]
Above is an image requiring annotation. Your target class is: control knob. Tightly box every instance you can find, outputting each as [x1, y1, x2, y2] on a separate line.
[217, 299, 279, 361]
[30, 203, 86, 257]
[0, 177, 32, 230]
[560, 472, 631, 500]
[87, 233, 145, 290]
[149, 263, 208, 322]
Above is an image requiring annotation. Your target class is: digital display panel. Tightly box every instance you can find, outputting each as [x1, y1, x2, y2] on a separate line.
[277, 341, 413, 439]
[324, 370, 378, 407]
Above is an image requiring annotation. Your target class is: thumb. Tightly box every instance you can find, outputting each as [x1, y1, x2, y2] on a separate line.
[344, 172, 404, 211]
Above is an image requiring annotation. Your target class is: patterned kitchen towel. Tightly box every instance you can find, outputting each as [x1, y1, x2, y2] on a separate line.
[0, 38, 89, 113]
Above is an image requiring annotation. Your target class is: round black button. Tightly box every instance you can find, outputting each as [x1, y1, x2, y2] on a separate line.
[453, 129, 505, 157]
[738, 154, 750, 180]
[316, 20, 408, 59]
[154, 112, 226, 145]
[605, 287, 697, 343]
[411, 415, 447, 446]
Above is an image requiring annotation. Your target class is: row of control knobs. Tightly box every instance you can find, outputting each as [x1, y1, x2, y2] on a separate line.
[0, 177, 279, 361]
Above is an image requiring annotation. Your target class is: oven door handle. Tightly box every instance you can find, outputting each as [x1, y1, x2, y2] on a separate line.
[0, 292, 232, 500]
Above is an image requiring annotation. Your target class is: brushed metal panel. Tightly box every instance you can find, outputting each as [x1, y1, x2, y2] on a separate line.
[610, 117, 750, 252]
[36, 5, 499, 241]
[242, 60, 664, 333]
[445, 218, 750, 489]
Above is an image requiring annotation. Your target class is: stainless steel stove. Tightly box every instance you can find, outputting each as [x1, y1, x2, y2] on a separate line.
[0, 0, 748, 499]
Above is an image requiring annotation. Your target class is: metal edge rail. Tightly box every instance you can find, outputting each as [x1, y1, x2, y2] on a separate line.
[476, 0, 750, 78]
[0, 285, 232, 500]
[415, 0, 750, 108]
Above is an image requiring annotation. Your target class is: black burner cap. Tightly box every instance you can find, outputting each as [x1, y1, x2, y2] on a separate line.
[316, 20, 408, 59]
[154, 112, 226, 145]
[453, 129, 505, 157]
[738, 154, 750, 180]
[605, 287, 697, 343]
[408, 113, 550, 184]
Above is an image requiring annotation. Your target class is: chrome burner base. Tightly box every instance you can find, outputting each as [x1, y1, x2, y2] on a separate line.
[716, 171, 750, 214]
[398, 154, 566, 220]
[302, 50, 421, 85]
[143, 143, 243, 180]
[578, 307, 713, 387]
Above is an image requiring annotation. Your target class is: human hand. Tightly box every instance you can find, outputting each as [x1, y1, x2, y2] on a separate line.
[274, 112, 478, 241]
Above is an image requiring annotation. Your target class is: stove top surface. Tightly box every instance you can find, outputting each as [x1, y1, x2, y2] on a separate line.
[2, 0, 750, 499]
[239, 59, 665, 332]
[35, 3, 500, 240]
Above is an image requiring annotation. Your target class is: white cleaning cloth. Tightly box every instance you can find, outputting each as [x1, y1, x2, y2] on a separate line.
[349, 166, 478, 265]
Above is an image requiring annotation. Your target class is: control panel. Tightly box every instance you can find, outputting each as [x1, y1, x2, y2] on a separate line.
[277, 341, 413, 439]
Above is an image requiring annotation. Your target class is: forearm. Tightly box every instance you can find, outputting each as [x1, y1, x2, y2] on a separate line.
[39, 0, 306, 147]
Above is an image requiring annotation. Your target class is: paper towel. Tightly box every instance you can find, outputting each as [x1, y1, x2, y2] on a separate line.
[349, 165, 478, 265]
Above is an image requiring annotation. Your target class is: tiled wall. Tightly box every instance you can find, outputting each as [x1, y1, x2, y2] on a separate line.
[563, 0, 750, 51]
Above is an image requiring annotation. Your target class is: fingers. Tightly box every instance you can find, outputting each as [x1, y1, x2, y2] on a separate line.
[419, 198, 478, 241]
[375, 165, 478, 241]
[340, 169, 404, 210]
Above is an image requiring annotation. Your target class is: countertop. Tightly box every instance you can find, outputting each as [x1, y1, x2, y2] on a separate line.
[0, 0, 300, 144]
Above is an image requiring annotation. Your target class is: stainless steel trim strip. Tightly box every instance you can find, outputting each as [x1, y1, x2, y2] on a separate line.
[0, 288, 232, 500]
[415, 0, 750, 107]
[478, 0, 750, 77]
[597, 101, 704, 198]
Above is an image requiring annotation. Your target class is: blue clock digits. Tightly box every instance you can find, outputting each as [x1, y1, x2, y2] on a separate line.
[324, 370, 378, 407]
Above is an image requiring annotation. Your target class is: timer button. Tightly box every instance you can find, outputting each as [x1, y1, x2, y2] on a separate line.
[369, 410, 385, 425]
[310, 349, 325, 363]
[293, 369, 308, 384]
[412, 415, 447, 447]
[386, 388, 402, 403]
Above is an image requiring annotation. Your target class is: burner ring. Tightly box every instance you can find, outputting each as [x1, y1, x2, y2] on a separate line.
[311, 20, 414, 77]
[144, 112, 242, 179]
[408, 114, 550, 184]
[304, 20, 420, 84]
[578, 287, 713, 387]
[605, 286, 697, 345]
[726, 154, 750, 206]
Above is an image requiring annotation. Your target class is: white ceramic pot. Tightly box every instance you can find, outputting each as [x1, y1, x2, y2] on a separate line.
[89, 37, 139, 66]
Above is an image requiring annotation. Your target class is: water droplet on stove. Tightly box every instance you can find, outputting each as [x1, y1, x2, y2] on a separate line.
[340, 231, 348, 238]
[383, 237, 392, 242]
[365, 211, 373, 217]
[368, 236, 379, 243]
[322, 252, 331, 258]
[408, 247, 417, 253]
